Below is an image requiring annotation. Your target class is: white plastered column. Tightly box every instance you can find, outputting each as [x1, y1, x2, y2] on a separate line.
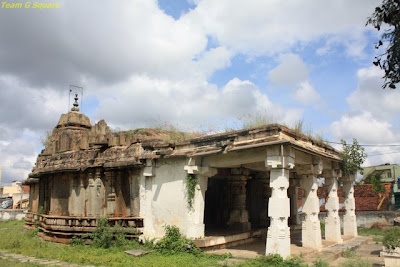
[342, 175, 358, 237]
[324, 168, 343, 243]
[184, 158, 217, 239]
[142, 159, 156, 237]
[265, 145, 294, 259]
[298, 159, 323, 250]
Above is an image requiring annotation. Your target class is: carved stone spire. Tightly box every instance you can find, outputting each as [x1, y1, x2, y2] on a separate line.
[71, 94, 79, 112]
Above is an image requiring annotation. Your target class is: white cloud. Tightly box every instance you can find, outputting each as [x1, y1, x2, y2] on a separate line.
[347, 66, 400, 120]
[293, 81, 321, 105]
[184, 0, 376, 56]
[268, 54, 309, 86]
[92, 75, 302, 131]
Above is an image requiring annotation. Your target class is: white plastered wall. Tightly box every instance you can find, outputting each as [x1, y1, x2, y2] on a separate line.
[141, 157, 191, 238]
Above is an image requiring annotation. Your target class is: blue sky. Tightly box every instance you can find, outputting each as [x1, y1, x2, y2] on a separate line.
[0, 0, 399, 183]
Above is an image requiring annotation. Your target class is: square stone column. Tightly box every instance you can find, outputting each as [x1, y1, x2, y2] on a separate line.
[227, 169, 251, 231]
[184, 163, 217, 238]
[265, 145, 294, 259]
[342, 175, 358, 237]
[324, 172, 343, 243]
[142, 159, 155, 237]
[298, 158, 323, 250]
[289, 178, 300, 226]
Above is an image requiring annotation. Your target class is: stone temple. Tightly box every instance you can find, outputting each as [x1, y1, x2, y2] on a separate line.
[25, 96, 358, 258]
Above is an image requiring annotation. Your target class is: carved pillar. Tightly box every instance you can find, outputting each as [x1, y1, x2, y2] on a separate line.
[298, 158, 323, 250]
[104, 171, 115, 217]
[184, 159, 217, 238]
[227, 169, 251, 231]
[265, 145, 294, 259]
[342, 175, 358, 237]
[129, 169, 140, 217]
[324, 168, 343, 243]
[93, 169, 103, 217]
[69, 173, 80, 216]
[87, 171, 95, 216]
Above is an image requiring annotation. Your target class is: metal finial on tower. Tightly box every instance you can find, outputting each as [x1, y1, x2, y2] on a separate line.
[71, 94, 80, 111]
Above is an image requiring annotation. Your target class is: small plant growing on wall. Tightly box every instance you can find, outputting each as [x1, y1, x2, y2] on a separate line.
[340, 138, 367, 176]
[186, 174, 197, 209]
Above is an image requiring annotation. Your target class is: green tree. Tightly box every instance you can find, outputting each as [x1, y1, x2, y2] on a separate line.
[340, 139, 367, 176]
[366, 0, 400, 89]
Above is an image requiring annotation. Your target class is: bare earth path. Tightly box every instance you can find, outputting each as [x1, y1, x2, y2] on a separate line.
[0, 250, 96, 267]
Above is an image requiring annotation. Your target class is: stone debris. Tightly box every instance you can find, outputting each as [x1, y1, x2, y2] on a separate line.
[124, 249, 154, 256]
[0, 250, 96, 266]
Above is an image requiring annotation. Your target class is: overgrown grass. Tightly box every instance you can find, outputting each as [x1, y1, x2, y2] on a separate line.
[358, 226, 386, 243]
[0, 221, 227, 267]
[241, 254, 307, 267]
[0, 258, 42, 267]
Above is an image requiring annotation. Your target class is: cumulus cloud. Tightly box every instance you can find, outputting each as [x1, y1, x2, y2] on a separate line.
[293, 81, 321, 105]
[268, 54, 309, 86]
[183, 0, 376, 56]
[331, 111, 397, 144]
[347, 66, 400, 120]
[0, 0, 379, 182]
[268, 54, 320, 105]
[93, 75, 301, 131]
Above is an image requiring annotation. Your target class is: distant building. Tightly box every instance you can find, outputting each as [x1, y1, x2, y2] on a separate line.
[362, 163, 400, 210]
[0, 181, 30, 209]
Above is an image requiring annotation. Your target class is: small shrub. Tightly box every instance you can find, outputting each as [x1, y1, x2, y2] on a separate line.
[155, 225, 199, 254]
[28, 228, 39, 238]
[383, 227, 400, 250]
[243, 254, 307, 267]
[91, 217, 114, 248]
[70, 236, 85, 246]
[342, 248, 356, 258]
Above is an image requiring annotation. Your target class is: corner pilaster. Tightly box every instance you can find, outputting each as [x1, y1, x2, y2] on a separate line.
[184, 158, 217, 238]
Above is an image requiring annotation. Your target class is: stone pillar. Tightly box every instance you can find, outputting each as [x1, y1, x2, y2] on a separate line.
[342, 175, 358, 237]
[93, 169, 103, 217]
[289, 178, 301, 226]
[142, 159, 155, 237]
[259, 179, 271, 227]
[265, 145, 294, 259]
[298, 158, 323, 250]
[324, 168, 343, 243]
[227, 169, 251, 231]
[105, 171, 116, 217]
[184, 160, 217, 239]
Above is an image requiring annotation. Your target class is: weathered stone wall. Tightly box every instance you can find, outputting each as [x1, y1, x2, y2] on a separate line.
[298, 183, 392, 211]
[0, 209, 27, 221]
[318, 210, 400, 228]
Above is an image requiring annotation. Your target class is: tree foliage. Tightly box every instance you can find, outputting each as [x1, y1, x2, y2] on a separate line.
[340, 139, 367, 176]
[367, 0, 400, 89]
